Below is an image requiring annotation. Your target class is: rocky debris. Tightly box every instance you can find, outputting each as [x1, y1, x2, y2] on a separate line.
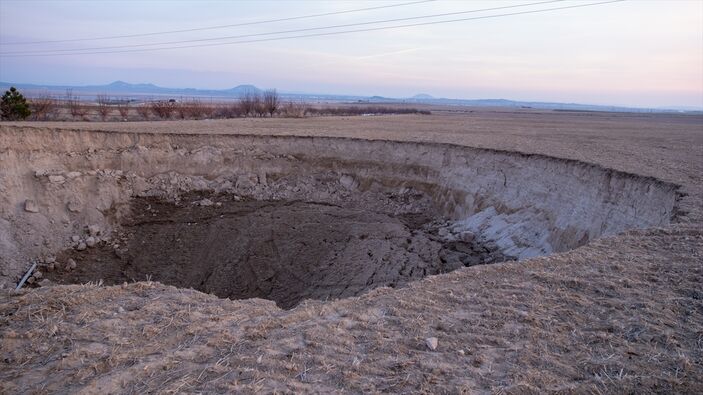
[71, 235, 81, 243]
[67, 201, 82, 212]
[38, 279, 52, 287]
[235, 173, 259, 189]
[76, 242, 87, 251]
[194, 198, 214, 207]
[425, 337, 438, 351]
[66, 259, 77, 271]
[88, 225, 101, 237]
[66, 171, 82, 179]
[33, 270, 43, 279]
[85, 237, 97, 248]
[48, 175, 65, 184]
[24, 199, 39, 213]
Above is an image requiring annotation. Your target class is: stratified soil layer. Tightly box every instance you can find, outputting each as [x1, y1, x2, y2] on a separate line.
[46, 195, 504, 309]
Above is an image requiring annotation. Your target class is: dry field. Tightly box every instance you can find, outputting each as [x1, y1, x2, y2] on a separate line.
[1, 109, 702, 393]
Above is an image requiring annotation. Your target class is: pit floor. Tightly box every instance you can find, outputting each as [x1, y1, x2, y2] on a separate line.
[47, 194, 505, 308]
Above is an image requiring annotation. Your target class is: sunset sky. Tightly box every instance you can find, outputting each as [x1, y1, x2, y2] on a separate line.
[1, 0, 701, 108]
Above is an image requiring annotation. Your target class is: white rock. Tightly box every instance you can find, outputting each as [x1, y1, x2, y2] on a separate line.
[194, 198, 214, 207]
[76, 242, 87, 251]
[48, 175, 65, 183]
[71, 235, 80, 242]
[117, 306, 126, 314]
[85, 236, 96, 247]
[425, 337, 438, 351]
[24, 199, 39, 213]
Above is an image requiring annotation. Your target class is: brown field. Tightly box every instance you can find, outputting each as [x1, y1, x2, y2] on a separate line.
[1, 108, 702, 393]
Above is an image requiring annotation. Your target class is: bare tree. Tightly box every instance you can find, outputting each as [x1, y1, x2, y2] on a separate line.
[263, 89, 279, 117]
[135, 103, 151, 120]
[96, 94, 111, 121]
[252, 94, 266, 117]
[29, 95, 57, 121]
[65, 89, 87, 120]
[239, 91, 257, 116]
[116, 100, 130, 120]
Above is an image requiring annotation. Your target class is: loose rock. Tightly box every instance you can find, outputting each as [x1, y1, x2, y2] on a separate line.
[71, 235, 80, 243]
[85, 236, 96, 247]
[76, 242, 87, 251]
[66, 259, 77, 270]
[48, 175, 65, 183]
[24, 199, 39, 213]
[425, 337, 438, 351]
[88, 224, 100, 236]
[67, 201, 82, 212]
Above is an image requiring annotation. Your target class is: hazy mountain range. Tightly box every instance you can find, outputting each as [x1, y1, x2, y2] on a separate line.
[1, 80, 700, 114]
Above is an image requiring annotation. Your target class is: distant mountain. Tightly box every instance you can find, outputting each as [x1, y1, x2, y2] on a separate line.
[1, 80, 699, 114]
[0, 81, 264, 98]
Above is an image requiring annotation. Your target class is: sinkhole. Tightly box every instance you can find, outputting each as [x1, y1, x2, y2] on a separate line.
[0, 129, 680, 308]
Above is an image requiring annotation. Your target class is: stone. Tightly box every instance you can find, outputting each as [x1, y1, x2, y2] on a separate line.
[85, 236, 96, 247]
[425, 337, 438, 351]
[88, 224, 100, 236]
[67, 201, 82, 213]
[48, 175, 65, 183]
[339, 175, 359, 189]
[460, 231, 475, 243]
[39, 279, 52, 287]
[71, 235, 80, 243]
[76, 242, 87, 251]
[66, 171, 82, 179]
[117, 306, 126, 314]
[66, 259, 77, 270]
[24, 199, 39, 213]
[195, 198, 214, 207]
[33, 270, 43, 279]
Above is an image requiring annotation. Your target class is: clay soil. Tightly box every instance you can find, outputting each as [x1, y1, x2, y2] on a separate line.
[1, 109, 702, 393]
[45, 194, 499, 309]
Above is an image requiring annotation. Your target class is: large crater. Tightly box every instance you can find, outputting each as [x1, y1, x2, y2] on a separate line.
[0, 128, 680, 307]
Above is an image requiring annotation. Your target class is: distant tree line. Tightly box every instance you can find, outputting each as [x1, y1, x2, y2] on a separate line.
[1, 87, 430, 122]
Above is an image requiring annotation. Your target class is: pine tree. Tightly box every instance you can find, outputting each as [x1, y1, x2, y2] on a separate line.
[1, 87, 31, 121]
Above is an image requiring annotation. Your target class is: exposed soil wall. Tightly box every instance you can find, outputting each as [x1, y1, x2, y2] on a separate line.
[0, 127, 680, 288]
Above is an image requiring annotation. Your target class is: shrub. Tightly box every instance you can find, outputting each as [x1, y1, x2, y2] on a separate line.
[149, 100, 175, 119]
[1, 87, 31, 120]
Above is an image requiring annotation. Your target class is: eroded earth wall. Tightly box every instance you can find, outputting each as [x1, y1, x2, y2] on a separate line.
[0, 127, 679, 286]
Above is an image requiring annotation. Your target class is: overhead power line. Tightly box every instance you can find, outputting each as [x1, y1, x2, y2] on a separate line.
[0, 0, 565, 55]
[0, 0, 625, 58]
[0, 0, 434, 45]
